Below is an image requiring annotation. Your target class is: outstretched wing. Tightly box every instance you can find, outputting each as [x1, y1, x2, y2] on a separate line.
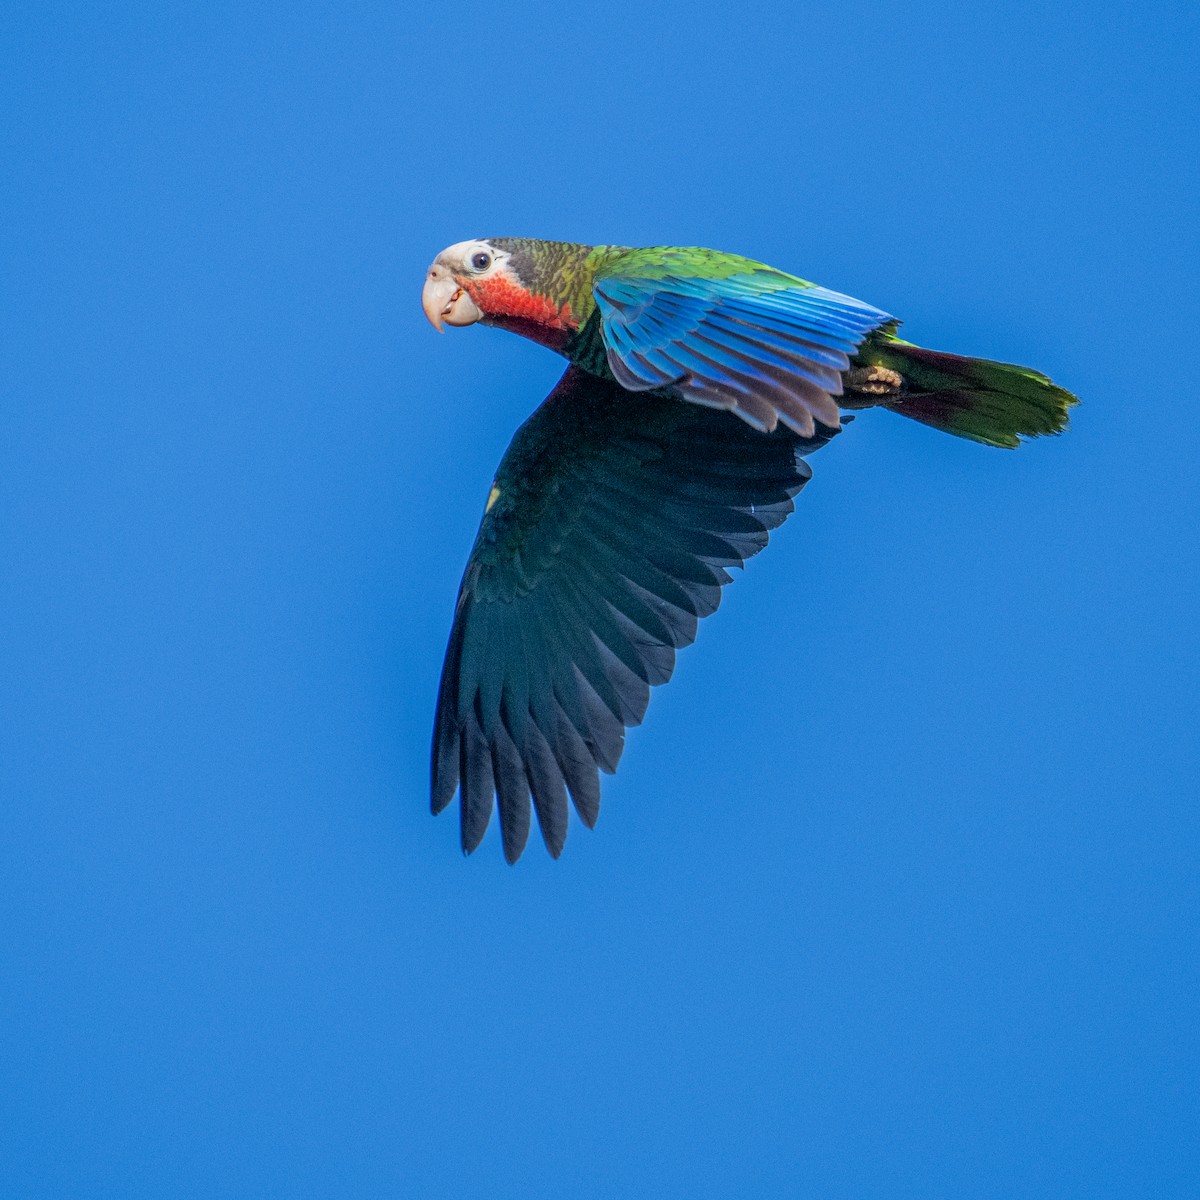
[593, 247, 891, 438]
[432, 366, 840, 862]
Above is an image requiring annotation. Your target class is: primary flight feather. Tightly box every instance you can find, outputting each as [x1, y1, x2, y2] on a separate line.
[422, 238, 1077, 862]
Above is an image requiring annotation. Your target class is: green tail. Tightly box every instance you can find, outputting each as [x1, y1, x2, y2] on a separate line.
[852, 332, 1079, 450]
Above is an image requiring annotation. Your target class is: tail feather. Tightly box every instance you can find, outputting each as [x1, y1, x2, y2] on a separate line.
[854, 339, 1078, 450]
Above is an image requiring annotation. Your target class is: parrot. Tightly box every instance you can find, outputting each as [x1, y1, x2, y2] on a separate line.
[421, 238, 1077, 862]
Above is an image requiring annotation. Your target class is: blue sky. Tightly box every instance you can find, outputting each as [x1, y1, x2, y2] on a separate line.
[3, 1, 1198, 1195]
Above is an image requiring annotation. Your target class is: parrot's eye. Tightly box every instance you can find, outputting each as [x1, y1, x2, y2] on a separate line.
[470, 251, 492, 271]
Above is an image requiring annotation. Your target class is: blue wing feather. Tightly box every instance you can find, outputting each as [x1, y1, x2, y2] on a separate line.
[594, 266, 891, 435]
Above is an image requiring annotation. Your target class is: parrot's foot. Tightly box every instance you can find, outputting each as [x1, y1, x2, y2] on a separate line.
[844, 365, 903, 396]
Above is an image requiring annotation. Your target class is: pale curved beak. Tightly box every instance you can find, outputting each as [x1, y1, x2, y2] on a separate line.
[422, 264, 482, 332]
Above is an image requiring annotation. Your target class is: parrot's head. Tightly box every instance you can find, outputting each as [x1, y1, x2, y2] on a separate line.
[422, 239, 508, 331]
[422, 238, 592, 345]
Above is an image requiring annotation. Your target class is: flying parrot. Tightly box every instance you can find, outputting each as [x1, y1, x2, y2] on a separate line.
[421, 238, 1076, 862]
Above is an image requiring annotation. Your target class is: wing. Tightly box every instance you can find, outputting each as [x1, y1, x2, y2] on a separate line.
[593, 247, 892, 438]
[431, 366, 841, 862]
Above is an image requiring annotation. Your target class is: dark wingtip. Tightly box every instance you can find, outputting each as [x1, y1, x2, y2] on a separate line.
[500, 818, 530, 864]
[461, 825, 487, 856]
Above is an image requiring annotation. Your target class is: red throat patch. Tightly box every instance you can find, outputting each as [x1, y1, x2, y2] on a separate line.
[465, 270, 576, 334]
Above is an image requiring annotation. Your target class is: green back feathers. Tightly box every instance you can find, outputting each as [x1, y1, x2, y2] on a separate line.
[594, 245, 818, 288]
